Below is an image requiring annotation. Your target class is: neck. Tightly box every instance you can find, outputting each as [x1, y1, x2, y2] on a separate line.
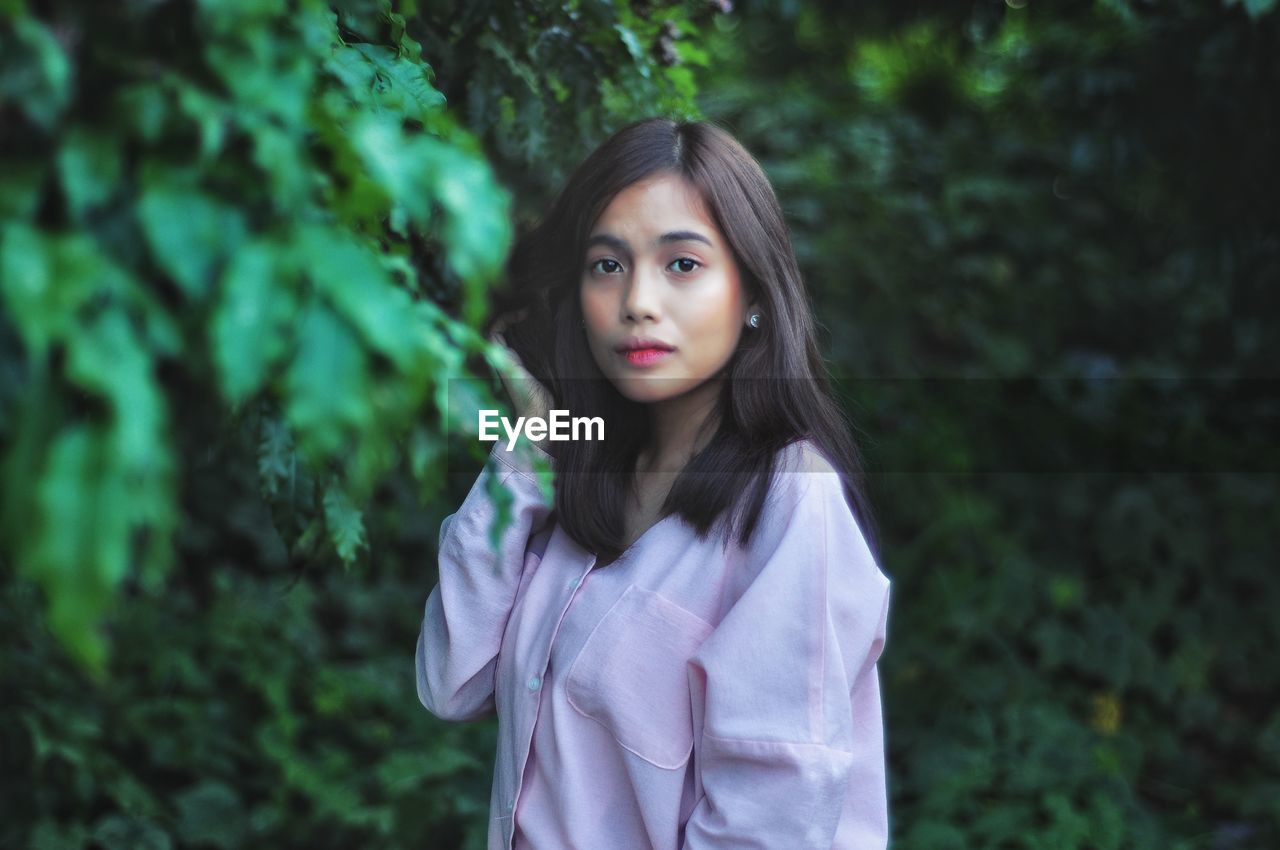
[638, 376, 723, 474]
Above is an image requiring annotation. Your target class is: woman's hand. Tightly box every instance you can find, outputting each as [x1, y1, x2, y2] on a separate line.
[487, 309, 554, 450]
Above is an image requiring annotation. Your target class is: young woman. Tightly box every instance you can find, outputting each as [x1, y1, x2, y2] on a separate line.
[416, 117, 892, 850]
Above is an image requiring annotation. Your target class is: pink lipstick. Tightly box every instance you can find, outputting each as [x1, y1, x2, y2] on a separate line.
[615, 336, 675, 368]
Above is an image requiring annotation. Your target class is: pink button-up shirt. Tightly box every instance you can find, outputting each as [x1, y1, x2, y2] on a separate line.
[416, 436, 892, 849]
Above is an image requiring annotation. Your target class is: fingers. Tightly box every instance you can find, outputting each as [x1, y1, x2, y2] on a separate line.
[490, 307, 530, 339]
[486, 308, 550, 419]
[492, 335, 527, 372]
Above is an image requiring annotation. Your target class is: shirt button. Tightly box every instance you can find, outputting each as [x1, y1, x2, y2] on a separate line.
[527, 675, 541, 691]
[567, 577, 580, 590]
[507, 800, 514, 811]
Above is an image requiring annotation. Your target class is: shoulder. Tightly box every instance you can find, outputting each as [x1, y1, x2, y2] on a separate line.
[765, 437, 845, 516]
[717, 439, 885, 637]
[731, 437, 842, 556]
[775, 437, 840, 476]
[755, 437, 879, 574]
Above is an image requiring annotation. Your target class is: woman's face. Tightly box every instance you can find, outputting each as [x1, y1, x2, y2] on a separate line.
[580, 172, 756, 405]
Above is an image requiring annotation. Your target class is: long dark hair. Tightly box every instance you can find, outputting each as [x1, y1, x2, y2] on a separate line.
[485, 117, 880, 567]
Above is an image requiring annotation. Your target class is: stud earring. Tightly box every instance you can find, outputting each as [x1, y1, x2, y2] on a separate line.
[748, 313, 761, 329]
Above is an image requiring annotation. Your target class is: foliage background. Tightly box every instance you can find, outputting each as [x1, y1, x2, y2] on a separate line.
[1, 0, 1277, 848]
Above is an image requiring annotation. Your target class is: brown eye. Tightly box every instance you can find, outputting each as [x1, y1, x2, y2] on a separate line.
[591, 258, 622, 274]
[670, 257, 701, 274]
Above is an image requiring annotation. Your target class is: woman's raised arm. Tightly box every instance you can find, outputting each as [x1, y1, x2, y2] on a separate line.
[415, 440, 555, 722]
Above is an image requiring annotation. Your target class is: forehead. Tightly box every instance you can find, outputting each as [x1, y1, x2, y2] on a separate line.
[590, 173, 715, 233]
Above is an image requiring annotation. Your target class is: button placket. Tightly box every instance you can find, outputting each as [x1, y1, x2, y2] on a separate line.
[508, 561, 587, 842]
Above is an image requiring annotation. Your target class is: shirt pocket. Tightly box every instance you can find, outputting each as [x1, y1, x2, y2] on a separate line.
[565, 583, 714, 770]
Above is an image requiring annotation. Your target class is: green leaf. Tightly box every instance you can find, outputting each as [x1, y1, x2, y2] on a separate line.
[63, 306, 167, 468]
[482, 454, 515, 558]
[56, 128, 122, 221]
[244, 114, 310, 207]
[352, 43, 447, 122]
[211, 240, 296, 404]
[256, 415, 295, 500]
[323, 480, 367, 565]
[323, 40, 377, 97]
[0, 224, 60, 356]
[0, 229, 143, 363]
[203, 27, 314, 130]
[28, 425, 120, 676]
[0, 16, 73, 131]
[173, 80, 231, 161]
[137, 167, 248, 300]
[292, 225, 421, 373]
[283, 303, 371, 462]
[417, 136, 513, 320]
[110, 82, 171, 144]
[614, 24, 651, 79]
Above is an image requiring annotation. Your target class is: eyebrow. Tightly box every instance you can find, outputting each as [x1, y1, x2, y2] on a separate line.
[585, 230, 714, 254]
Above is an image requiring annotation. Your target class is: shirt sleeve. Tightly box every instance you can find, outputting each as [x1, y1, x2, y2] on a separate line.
[680, 468, 892, 849]
[415, 439, 555, 722]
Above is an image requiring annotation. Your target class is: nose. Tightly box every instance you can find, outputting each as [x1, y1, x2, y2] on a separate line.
[621, 263, 661, 324]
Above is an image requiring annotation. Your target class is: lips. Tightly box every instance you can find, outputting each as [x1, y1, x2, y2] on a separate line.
[620, 348, 671, 366]
[614, 337, 675, 368]
[615, 337, 675, 353]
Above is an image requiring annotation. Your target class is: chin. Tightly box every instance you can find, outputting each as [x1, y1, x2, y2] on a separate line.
[611, 376, 688, 405]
